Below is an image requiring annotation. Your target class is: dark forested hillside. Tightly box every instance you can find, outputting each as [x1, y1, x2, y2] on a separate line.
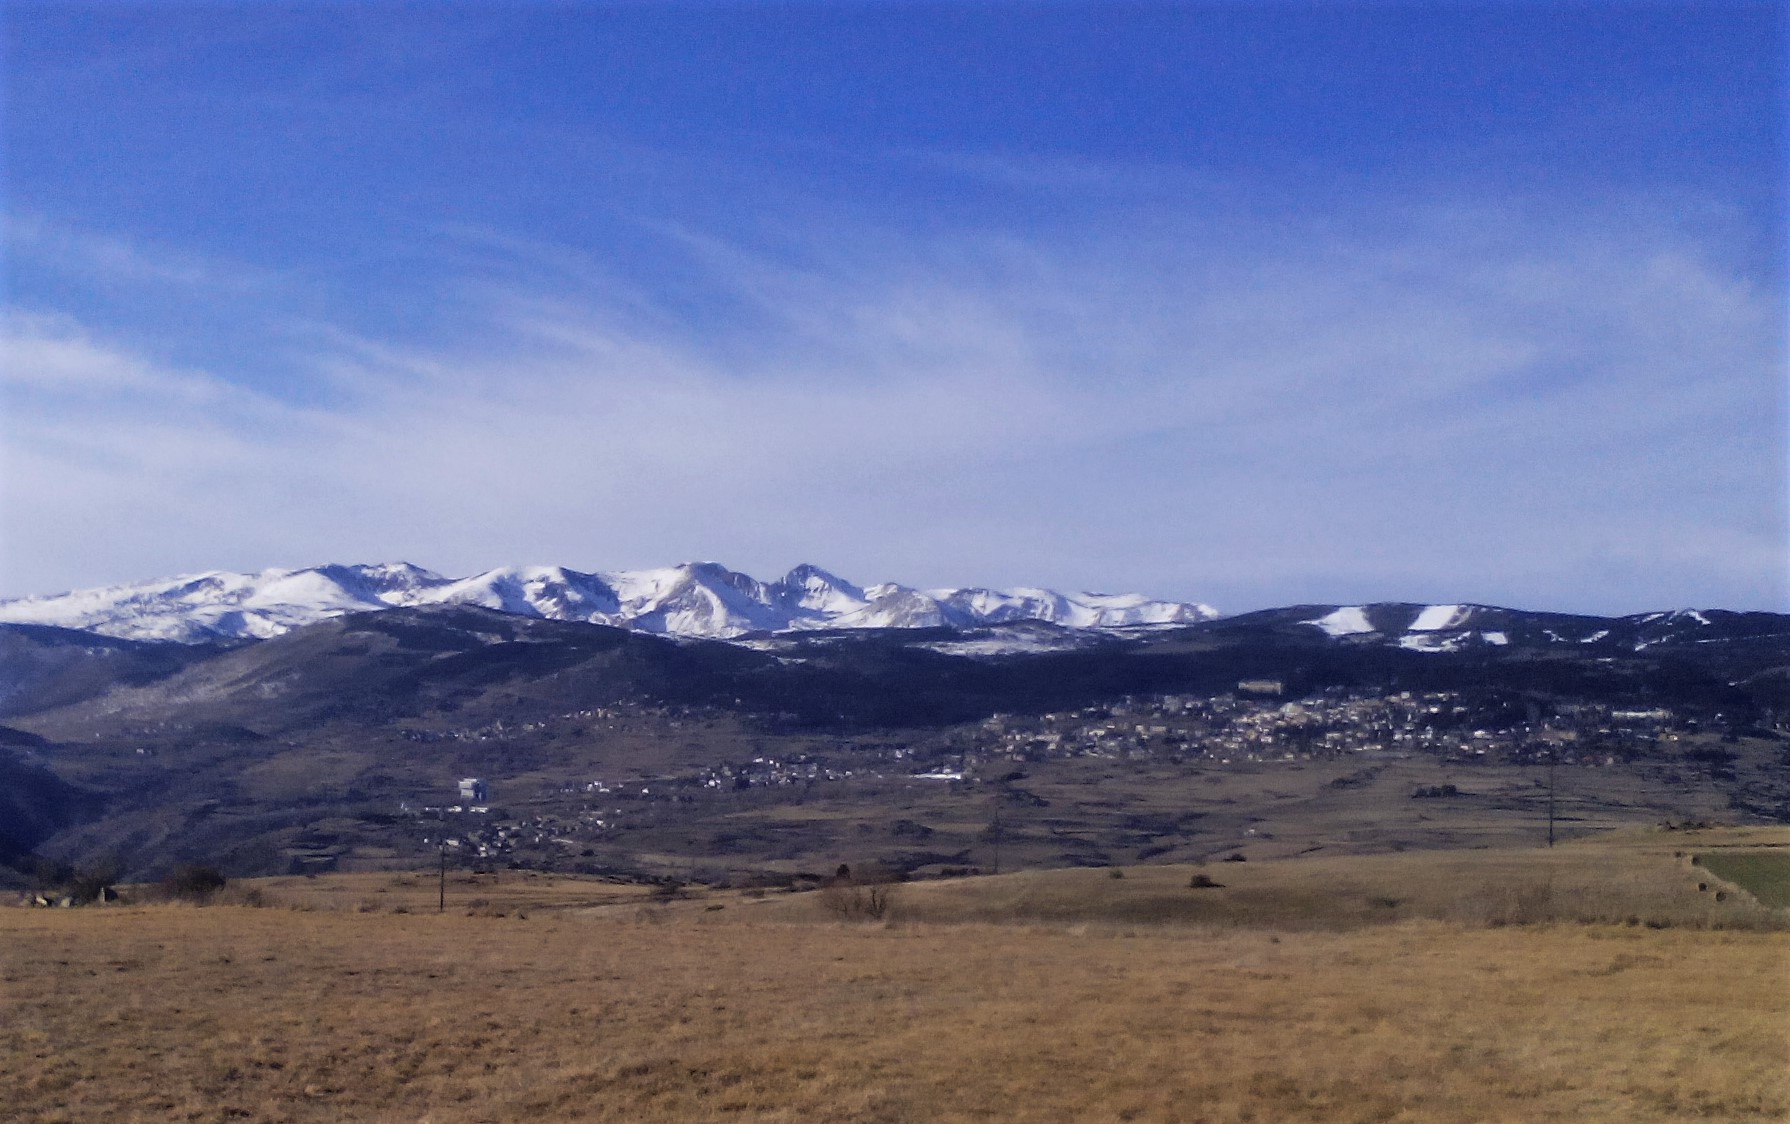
[4, 604, 1786, 887]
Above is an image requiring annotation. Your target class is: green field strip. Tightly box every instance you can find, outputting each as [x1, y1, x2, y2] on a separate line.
[1699, 852, 1790, 909]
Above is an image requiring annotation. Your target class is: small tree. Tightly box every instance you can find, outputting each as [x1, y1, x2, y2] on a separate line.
[66, 859, 122, 905]
[30, 857, 123, 905]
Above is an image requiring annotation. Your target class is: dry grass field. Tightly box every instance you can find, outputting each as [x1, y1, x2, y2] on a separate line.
[249, 868, 657, 916]
[769, 825, 1790, 931]
[5, 829, 1787, 1123]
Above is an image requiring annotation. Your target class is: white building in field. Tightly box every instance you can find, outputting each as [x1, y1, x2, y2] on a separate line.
[458, 778, 488, 802]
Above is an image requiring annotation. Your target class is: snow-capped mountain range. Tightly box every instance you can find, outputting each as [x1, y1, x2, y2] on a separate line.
[0, 562, 1219, 644]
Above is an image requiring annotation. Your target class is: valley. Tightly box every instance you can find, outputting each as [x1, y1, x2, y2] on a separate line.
[2, 593, 1786, 890]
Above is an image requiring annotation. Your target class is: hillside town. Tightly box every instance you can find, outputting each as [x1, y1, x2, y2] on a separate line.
[406, 684, 1755, 865]
[933, 686, 1702, 772]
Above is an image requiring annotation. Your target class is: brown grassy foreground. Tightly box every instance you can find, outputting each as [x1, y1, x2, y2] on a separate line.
[5, 834, 1788, 1123]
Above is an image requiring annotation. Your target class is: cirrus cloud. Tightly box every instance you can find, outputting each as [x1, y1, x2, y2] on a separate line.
[2, 190, 1783, 614]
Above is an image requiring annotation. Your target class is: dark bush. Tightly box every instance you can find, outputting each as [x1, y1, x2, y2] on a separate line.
[42, 858, 124, 905]
[162, 864, 227, 901]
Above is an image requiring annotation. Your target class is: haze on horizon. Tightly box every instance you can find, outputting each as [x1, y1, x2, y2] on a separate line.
[2, 2, 1784, 616]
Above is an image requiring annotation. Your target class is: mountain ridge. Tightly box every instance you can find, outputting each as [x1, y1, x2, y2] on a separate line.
[0, 561, 1221, 644]
[2, 597, 1786, 884]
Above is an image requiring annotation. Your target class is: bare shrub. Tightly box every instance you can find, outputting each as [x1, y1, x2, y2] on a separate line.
[819, 867, 900, 921]
[819, 882, 896, 921]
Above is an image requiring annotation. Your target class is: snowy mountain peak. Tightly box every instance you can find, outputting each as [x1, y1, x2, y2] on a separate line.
[773, 564, 868, 617]
[780, 562, 858, 594]
[0, 562, 1217, 644]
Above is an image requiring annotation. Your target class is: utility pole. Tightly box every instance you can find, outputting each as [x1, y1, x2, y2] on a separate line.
[1546, 747, 1557, 849]
[438, 841, 447, 913]
[991, 789, 1002, 876]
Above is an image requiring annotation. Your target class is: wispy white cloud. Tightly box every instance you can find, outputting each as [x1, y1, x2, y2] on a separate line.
[1, 192, 1783, 612]
[3, 213, 274, 291]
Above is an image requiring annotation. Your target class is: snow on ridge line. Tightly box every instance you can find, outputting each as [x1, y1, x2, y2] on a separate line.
[1308, 606, 1376, 637]
[0, 561, 1217, 644]
[1409, 604, 1468, 632]
[1304, 604, 1476, 638]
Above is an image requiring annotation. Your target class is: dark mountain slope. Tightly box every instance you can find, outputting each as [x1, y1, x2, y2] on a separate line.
[16, 603, 1790, 744]
[0, 623, 227, 719]
[0, 747, 105, 886]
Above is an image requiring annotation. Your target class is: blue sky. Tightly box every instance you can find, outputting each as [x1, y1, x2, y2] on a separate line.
[2, 1, 1785, 613]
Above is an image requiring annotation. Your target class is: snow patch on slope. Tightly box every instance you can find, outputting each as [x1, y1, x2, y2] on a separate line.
[1307, 606, 1376, 637]
[1399, 633, 1466, 653]
[1410, 604, 1469, 632]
